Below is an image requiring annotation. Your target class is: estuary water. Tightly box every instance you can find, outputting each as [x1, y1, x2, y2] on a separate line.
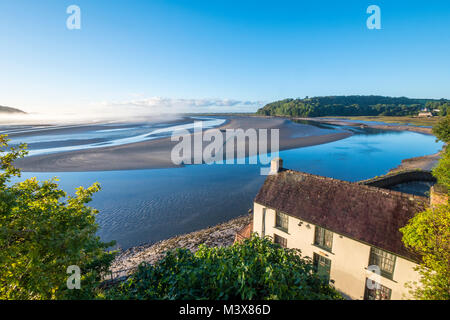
[15, 120, 444, 249]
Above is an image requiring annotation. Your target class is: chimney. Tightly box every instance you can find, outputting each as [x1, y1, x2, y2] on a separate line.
[270, 157, 283, 174]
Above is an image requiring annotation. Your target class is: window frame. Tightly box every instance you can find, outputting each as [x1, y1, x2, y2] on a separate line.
[275, 211, 289, 233]
[364, 278, 392, 300]
[313, 253, 332, 283]
[368, 247, 396, 279]
[274, 234, 287, 248]
[314, 226, 333, 252]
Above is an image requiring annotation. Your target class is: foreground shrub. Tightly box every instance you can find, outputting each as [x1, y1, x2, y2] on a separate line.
[400, 115, 450, 300]
[401, 203, 450, 300]
[0, 135, 116, 299]
[105, 235, 343, 300]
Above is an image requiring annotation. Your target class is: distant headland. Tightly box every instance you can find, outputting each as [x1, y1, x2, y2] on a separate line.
[0, 105, 26, 114]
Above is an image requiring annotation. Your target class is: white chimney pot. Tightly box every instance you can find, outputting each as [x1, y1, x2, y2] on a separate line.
[270, 157, 283, 174]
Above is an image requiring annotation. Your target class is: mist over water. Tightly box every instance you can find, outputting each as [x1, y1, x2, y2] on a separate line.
[0, 97, 261, 126]
[0, 111, 186, 126]
[5, 117, 225, 157]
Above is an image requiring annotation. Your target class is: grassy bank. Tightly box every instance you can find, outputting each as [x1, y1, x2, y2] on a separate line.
[194, 113, 442, 127]
[324, 116, 442, 127]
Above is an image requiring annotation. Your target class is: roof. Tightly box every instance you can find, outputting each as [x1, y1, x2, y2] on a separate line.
[254, 169, 428, 261]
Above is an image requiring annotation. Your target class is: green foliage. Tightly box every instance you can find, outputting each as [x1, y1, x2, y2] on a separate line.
[432, 115, 450, 192]
[0, 135, 116, 300]
[256, 95, 449, 118]
[433, 149, 450, 192]
[432, 114, 450, 143]
[426, 100, 450, 117]
[400, 204, 450, 300]
[105, 235, 343, 300]
[401, 114, 450, 300]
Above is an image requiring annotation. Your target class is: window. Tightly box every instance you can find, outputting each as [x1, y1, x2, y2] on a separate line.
[368, 247, 396, 279]
[275, 211, 289, 232]
[313, 253, 331, 283]
[364, 279, 392, 300]
[314, 226, 333, 251]
[274, 234, 287, 248]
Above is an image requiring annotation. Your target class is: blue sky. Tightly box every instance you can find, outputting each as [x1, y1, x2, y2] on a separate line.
[1, 0, 449, 114]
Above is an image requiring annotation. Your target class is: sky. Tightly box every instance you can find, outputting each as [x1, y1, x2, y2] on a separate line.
[1, 0, 449, 116]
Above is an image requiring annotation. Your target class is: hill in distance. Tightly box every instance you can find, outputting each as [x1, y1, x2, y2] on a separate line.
[0, 105, 26, 114]
[256, 95, 449, 117]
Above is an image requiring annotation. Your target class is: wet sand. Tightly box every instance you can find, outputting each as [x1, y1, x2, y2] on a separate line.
[293, 117, 434, 135]
[13, 116, 352, 172]
[388, 152, 442, 173]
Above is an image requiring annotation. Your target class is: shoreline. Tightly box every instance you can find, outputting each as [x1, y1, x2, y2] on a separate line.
[387, 151, 442, 173]
[109, 214, 252, 278]
[13, 115, 352, 172]
[290, 116, 434, 135]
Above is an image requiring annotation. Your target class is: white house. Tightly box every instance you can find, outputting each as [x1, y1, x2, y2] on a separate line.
[239, 158, 431, 300]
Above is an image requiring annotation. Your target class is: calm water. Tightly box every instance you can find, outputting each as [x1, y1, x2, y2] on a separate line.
[388, 181, 434, 197]
[19, 124, 444, 249]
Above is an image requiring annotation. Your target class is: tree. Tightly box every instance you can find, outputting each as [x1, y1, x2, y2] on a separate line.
[400, 204, 450, 300]
[432, 115, 450, 191]
[256, 95, 447, 117]
[400, 115, 450, 300]
[433, 150, 450, 192]
[105, 235, 343, 300]
[432, 114, 450, 143]
[0, 135, 116, 299]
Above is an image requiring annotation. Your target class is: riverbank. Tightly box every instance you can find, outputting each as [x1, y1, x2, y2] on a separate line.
[291, 116, 440, 172]
[292, 117, 433, 135]
[387, 152, 442, 173]
[109, 214, 252, 278]
[324, 115, 441, 127]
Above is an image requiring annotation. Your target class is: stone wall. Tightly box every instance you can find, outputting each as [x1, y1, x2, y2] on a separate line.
[359, 170, 436, 189]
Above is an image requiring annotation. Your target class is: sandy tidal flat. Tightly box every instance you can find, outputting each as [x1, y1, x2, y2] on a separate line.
[11, 116, 352, 172]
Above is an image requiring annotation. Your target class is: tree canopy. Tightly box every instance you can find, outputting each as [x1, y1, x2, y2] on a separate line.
[432, 114, 450, 191]
[256, 95, 450, 117]
[0, 135, 116, 299]
[400, 204, 450, 300]
[401, 115, 450, 300]
[433, 150, 450, 192]
[432, 114, 450, 144]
